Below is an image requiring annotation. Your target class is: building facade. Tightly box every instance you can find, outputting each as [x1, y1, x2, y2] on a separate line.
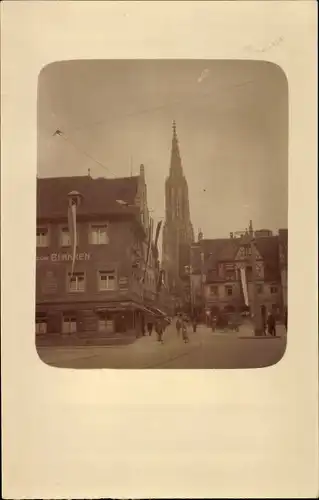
[162, 121, 194, 312]
[36, 166, 165, 346]
[190, 228, 288, 321]
[278, 228, 288, 309]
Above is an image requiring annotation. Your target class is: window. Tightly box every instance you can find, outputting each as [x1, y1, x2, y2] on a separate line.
[90, 224, 108, 244]
[225, 286, 233, 296]
[60, 227, 79, 247]
[225, 270, 235, 280]
[36, 227, 49, 247]
[62, 316, 77, 333]
[210, 285, 218, 296]
[35, 317, 47, 334]
[98, 318, 107, 331]
[98, 316, 114, 333]
[257, 284, 264, 294]
[98, 271, 116, 291]
[68, 272, 85, 292]
[270, 286, 278, 294]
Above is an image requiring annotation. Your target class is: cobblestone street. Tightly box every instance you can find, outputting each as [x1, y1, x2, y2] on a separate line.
[38, 322, 287, 369]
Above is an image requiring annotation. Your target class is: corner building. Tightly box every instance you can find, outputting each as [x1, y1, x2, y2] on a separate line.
[36, 166, 163, 346]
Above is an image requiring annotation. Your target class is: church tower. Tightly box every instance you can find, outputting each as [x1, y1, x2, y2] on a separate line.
[162, 121, 194, 304]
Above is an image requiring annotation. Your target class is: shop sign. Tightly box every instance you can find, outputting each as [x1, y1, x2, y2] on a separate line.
[37, 252, 91, 262]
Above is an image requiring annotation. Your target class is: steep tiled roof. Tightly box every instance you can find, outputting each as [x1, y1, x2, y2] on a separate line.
[215, 239, 239, 262]
[278, 228, 288, 240]
[254, 236, 279, 281]
[37, 175, 140, 219]
[199, 238, 231, 271]
[278, 228, 288, 262]
[193, 234, 283, 282]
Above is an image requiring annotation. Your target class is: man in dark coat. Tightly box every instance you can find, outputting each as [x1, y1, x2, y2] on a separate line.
[267, 312, 276, 337]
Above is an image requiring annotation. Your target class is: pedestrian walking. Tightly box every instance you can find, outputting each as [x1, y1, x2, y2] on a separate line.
[147, 321, 153, 336]
[267, 312, 276, 337]
[284, 307, 288, 331]
[176, 316, 182, 337]
[261, 305, 267, 336]
[211, 315, 217, 332]
[155, 319, 164, 344]
[192, 319, 197, 333]
[182, 318, 189, 343]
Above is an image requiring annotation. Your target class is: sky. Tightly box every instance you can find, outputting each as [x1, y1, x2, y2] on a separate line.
[38, 59, 288, 239]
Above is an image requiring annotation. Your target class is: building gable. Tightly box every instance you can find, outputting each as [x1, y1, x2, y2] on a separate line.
[234, 244, 262, 261]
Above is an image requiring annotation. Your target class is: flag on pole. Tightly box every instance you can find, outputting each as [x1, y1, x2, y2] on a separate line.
[141, 217, 154, 284]
[154, 220, 162, 250]
[157, 269, 164, 292]
[240, 266, 249, 306]
[68, 198, 78, 277]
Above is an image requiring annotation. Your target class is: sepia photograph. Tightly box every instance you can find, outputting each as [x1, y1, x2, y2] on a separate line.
[2, 2, 317, 498]
[36, 59, 288, 369]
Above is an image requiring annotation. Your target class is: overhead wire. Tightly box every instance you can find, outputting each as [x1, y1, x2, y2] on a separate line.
[53, 129, 117, 177]
[63, 79, 255, 135]
[52, 78, 255, 178]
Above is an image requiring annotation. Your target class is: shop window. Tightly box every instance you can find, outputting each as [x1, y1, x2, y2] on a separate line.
[90, 224, 109, 245]
[60, 227, 79, 247]
[98, 271, 116, 291]
[98, 316, 114, 333]
[98, 318, 107, 331]
[36, 227, 49, 247]
[35, 316, 47, 334]
[68, 272, 85, 292]
[62, 316, 77, 333]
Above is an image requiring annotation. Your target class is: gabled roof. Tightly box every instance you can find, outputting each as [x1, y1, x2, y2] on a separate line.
[37, 175, 140, 220]
[254, 236, 279, 264]
[216, 239, 240, 262]
[192, 234, 283, 282]
[278, 228, 288, 251]
[199, 238, 232, 270]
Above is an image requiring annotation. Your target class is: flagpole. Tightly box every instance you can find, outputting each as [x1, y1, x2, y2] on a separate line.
[67, 191, 81, 280]
[249, 221, 263, 336]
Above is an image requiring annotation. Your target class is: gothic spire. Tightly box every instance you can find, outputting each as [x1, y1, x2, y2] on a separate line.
[170, 120, 183, 176]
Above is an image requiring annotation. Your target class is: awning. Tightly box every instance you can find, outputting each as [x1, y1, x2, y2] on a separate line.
[145, 305, 167, 317]
[37, 301, 163, 316]
[95, 301, 154, 314]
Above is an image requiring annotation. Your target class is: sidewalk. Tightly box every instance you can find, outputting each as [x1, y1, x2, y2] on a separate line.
[237, 323, 286, 339]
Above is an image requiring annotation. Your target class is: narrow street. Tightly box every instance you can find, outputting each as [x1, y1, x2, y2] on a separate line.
[38, 322, 287, 369]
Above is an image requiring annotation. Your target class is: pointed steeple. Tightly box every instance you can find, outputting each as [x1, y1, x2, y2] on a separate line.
[170, 120, 183, 176]
[249, 219, 253, 236]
